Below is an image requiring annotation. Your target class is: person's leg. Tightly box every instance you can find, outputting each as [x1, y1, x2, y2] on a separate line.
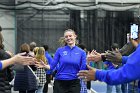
[121, 83, 127, 93]
[128, 83, 138, 93]
[106, 84, 113, 93]
[43, 74, 51, 93]
[138, 81, 140, 93]
[36, 86, 44, 93]
[43, 82, 48, 93]
[19, 90, 26, 93]
[80, 79, 87, 93]
[128, 83, 132, 93]
[138, 88, 140, 93]
[53, 80, 65, 93]
[69, 79, 81, 93]
[27, 90, 36, 93]
[87, 81, 91, 90]
[86, 81, 91, 93]
[116, 85, 122, 93]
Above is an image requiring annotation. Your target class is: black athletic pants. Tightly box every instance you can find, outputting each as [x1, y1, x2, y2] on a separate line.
[19, 90, 36, 93]
[53, 79, 80, 93]
[43, 74, 52, 93]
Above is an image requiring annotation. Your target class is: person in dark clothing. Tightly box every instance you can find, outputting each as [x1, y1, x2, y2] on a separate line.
[0, 48, 13, 93]
[14, 43, 37, 93]
[0, 25, 14, 93]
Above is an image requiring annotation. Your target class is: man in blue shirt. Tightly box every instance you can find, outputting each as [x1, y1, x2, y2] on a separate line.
[77, 30, 140, 87]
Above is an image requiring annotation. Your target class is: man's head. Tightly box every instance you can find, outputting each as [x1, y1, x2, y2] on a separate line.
[43, 45, 49, 51]
[78, 44, 87, 52]
[111, 43, 119, 51]
[30, 42, 36, 51]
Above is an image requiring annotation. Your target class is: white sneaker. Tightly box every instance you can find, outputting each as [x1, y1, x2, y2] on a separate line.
[87, 89, 91, 93]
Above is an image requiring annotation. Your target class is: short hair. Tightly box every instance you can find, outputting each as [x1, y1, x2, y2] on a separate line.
[78, 44, 86, 50]
[30, 42, 36, 51]
[111, 43, 119, 50]
[43, 45, 49, 51]
[20, 43, 30, 53]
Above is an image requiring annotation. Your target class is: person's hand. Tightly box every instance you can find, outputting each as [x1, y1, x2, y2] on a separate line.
[35, 60, 50, 70]
[13, 52, 36, 65]
[87, 50, 102, 62]
[77, 65, 96, 81]
[6, 51, 14, 57]
[106, 51, 122, 63]
[129, 31, 139, 48]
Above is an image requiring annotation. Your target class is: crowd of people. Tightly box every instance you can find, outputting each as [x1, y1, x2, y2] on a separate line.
[0, 24, 140, 93]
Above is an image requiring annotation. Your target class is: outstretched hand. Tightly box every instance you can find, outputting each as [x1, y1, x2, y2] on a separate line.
[77, 65, 96, 81]
[14, 52, 36, 65]
[35, 59, 46, 68]
[35, 59, 50, 70]
[87, 50, 102, 62]
[106, 51, 122, 63]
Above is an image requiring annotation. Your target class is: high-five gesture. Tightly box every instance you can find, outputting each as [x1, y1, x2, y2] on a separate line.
[35, 59, 50, 70]
[77, 65, 96, 81]
[1, 52, 36, 70]
[87, 50, 102, 62]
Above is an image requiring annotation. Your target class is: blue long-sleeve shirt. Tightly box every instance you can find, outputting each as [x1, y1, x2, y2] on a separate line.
[96, 44, 140, 85]
[122, 56, 128, 65]
[50, 45, 87, 80]
[104, 61, 116, 70]
[45, 51, 53, 74]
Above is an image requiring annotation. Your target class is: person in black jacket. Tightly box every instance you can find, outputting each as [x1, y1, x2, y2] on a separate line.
[14, 43, 37, 93]
[0, 25, 14, 93]
[0, 48, 13, 93]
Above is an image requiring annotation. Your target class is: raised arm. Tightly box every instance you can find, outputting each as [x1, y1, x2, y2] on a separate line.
[0, 52, 35, 70]
[78, 45, 140, 85]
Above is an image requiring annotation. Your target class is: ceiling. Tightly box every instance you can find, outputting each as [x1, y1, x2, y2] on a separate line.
[0, 0, 140, 11]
